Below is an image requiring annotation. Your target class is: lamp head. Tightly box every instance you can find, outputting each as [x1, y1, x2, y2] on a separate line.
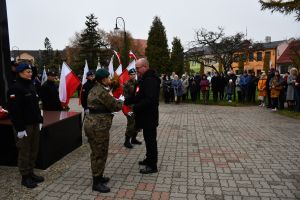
[114, 22, 120, 31]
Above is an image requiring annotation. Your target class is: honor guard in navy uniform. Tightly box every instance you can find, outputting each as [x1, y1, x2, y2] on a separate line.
[80, 70, 95, 114]
[123, 68, 142, 148]
[84, 69, 123, 193]
[7, 63, 44, 188]
[40, 71, 63, 111]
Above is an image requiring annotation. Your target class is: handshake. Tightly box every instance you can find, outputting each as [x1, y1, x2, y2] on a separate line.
[118, 95, 134, 106]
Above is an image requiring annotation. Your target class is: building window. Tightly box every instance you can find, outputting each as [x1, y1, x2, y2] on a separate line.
[280, 65, 289, 74]
[242, 53, 247, 61]
[233, 54, 239, 62]
[257, 52, 262, 61]
[265, 51, 271, 58]
[249, 52, 254, 61]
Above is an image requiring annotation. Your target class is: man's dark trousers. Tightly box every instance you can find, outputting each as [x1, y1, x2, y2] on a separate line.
[143, 128, 158, 170]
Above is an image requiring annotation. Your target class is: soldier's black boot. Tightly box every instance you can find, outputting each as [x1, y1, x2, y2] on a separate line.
[22, 175, 38, 188]
[124, 136, 133, 148]
[131, 137, 142, 145]
[99, 175, 110, 183]
[30, 172, 44, 183]
[92, 176, 110, 193]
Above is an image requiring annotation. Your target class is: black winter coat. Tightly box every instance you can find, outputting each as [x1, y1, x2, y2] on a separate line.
[131, 69, 161, 129]
[40, 80, 63, 111]
[80, 80, 95, 110]
[7, 77, 43, 132]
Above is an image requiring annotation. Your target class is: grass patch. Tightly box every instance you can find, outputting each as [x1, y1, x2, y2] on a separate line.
[277, 109, 300, 120]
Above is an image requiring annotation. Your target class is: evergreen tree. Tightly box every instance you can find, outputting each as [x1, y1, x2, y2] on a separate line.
[40, 37, 54, 67]
[78, 14, 107, 69]
[263, 52, 271, 73]
[170, 37, 184, 75]
[259, 0, 300, 21]
[145, 16, 169, 73]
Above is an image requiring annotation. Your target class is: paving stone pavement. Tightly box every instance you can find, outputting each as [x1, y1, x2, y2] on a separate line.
[0, 98, 300, 200]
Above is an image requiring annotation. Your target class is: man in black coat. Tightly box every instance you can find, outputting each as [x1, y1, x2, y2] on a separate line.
[40, 71, 63, 111]
[80, 70, 95, 114]
[124, 58, 160, 174]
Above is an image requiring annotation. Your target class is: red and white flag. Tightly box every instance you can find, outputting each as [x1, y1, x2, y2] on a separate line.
[81, 60, 89, 86]
[78, 60, 89, 105]
[129, 50, 137, 60]
[108, 55, 114, 78]
[59, 62, 80, 106]
[113, 50, 122, 65]
[115, 64, 123, 76]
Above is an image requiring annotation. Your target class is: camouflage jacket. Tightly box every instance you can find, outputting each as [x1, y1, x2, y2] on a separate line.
[87, 82, 122, 114]
[123, 79, 137, 109]
[123, 79, 137, 99]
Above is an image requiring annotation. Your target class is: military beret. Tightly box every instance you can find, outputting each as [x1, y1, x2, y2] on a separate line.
[128, 68, 136, 75]
[86, 70, 95, 77]
[95, 68, 110, 80]
[16, 63, 31, 72]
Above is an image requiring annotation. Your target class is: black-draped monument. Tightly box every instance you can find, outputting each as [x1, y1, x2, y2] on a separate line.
[0, 0, 11, 106]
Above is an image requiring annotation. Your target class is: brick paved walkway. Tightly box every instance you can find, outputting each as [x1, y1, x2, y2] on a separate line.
[1, 99, 300, 200]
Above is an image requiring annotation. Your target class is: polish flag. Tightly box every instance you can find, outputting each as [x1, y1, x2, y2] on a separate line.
[59, 62, 80, 106]
[113, 50, 122, 65]
[129, 50, 137, 60]
[115, 64, 123, 76]
[78, 60, 89, 105]
[108, 55, 114, 78]
[112, 60, 136, 99]
[81, 60, 89, 86]
[41, 66, 47, 85]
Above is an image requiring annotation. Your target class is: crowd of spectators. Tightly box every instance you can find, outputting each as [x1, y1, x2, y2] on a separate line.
[161, 68, 300, 112]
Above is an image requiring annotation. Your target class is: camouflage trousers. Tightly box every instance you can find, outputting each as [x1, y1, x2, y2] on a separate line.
[84, 114, 112, 177]
[15, 124, 40, 175]
[125, 115, 138, 138]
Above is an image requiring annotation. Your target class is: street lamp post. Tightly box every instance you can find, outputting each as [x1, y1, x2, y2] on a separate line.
[114, 17, 128, 68]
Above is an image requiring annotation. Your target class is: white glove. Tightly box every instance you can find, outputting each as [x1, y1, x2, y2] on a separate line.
[39, 124, 43, 131]
[128, 112, 134, 117]
[118, 95, 125, 101]
[84, 109, 90, 114]
[17, 130, 27, 139]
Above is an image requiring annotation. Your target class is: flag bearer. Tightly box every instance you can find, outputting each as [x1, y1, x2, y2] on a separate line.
[123, 68, 142, 148]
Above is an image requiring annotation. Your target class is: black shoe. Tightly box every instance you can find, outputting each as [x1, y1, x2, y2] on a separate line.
[131, 138, 142, 145]
[139, 166, 158, 174]
[92, 183, 110, 193]
[22, 175, 38, 188]
[99, 176, 110, 183]
[30, 172, 44, 183]
[124, 141, 133, 148]
[138, 159, 149, 166]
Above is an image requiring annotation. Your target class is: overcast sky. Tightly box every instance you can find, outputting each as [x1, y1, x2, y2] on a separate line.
[6, 0, 299, 50]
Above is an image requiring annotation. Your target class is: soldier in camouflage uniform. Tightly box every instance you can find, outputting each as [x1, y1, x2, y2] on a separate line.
[123, 68, 142, 148]
[84, 69, 122, 193]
